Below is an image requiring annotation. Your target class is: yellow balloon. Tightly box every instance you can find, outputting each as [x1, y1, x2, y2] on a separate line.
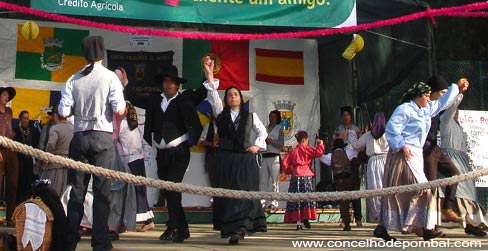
[21, 20, 40, 40]
[342, 34, 364, 61]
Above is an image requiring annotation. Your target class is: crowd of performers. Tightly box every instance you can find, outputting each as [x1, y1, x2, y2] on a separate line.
[0, 35, 487, 250]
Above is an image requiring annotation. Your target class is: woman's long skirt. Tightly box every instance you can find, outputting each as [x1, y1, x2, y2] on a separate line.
[213, 151, 267, 238]
[40, 163, 68, 197]
[442, 148, 488, 228]
[379, 149, 437, 232]
[284, 176, 317, 222]
[128, 158, 154, 222]
[366, 154, 387, 222]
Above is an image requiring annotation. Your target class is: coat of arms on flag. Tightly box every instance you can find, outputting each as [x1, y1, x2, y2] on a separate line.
[15, 25, 89, 83]
[273, 100, 299, 140]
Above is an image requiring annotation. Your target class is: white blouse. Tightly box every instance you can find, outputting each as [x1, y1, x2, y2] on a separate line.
[349, 131, 389, 157]
[204, 79, 268, 150]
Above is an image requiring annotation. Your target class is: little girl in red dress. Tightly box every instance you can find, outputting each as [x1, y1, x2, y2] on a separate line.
[282, 131, 324, 230]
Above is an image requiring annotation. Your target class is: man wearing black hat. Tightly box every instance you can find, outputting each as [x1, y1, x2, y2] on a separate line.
[0, 86, 19, 225]
[143, 65, 207, 243]
[59, 36, 126, 251]
[424, 76, 469, 223]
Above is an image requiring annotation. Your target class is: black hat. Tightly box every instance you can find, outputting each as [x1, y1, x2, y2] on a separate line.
[0, 87, 16, 102]
[340, 106, 353, 116]
[153, 65, 187, 84]
[82, 36, 105, 62]
[332, 138, 348, 150]
[426, 75, 449, 92]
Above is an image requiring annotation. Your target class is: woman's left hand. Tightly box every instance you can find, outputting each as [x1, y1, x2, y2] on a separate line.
[247, 145, 260, 154]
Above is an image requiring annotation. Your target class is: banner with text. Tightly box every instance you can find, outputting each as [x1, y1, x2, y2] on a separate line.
[458, 110, 488, 187]
[106, 50, 174, 108]
[31, 0, 356, 28]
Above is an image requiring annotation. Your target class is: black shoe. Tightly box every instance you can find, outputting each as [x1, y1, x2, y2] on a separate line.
[465, 225, 487, 237]
[343, 224, 351, 231]
[296, 225, 303, 231]
[159, 228, 174, 241]
[229, 234, 240, 245]
[373, 226, 397, 241]
[172, 228, 190, 243]
[303, 220, 311, 229]
[423, 229, 443, 241]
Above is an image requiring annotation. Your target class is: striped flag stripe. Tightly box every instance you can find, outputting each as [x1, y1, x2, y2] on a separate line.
[255, 74, 304, 85]
[255, 48, 303, 59]
[255, 56, 304, 77]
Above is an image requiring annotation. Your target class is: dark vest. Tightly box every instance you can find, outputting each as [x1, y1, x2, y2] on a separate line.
[143, 85, 207, 147]
[160, 102, 187, 143]
[331, 149, 352, 177]
[218, 114, 254, 152]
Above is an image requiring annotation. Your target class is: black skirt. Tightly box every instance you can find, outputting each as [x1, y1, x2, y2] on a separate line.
[212, 150, 267, 238]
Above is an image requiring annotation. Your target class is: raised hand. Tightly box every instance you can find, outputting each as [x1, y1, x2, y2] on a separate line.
[457, 78, 469, 94]
[203, 56, 215, 82]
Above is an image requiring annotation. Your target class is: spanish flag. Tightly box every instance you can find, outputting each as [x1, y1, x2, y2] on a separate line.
[255, 48, 304, 85]
[15, 25, 89, 83]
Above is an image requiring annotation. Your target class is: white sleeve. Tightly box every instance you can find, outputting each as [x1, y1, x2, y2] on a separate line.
[252, 113, 268, 150]
[108, 74, 126, 113]
[349, 131, 367, 151]
[346, 149, 355, 160]
[203, 79, 223, 116]
[320, 153, 332, 166]
[58, 79, 74, 116]
[199, 123, 210, 143]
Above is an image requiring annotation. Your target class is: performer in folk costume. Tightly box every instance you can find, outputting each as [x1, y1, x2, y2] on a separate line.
[0, 86, 19, 226]
[439, 79, 488, 236]
[348, 112, 389, 223]
[203, 56, 268, 245]
[373, 80, 462, 242]
[59, 36, 126, 251]
[282, 131, 324, 230]
[143, 64, 208, 243]
[423, 76, 466, 223]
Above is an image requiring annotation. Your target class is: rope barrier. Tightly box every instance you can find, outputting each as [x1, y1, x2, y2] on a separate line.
[1, 136, 487, 202]
[1, 1, 488, 40]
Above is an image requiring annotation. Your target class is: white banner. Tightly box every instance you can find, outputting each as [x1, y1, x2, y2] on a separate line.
[458, 110, 488, 187]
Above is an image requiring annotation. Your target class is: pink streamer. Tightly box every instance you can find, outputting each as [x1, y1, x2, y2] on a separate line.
[444, 11, 488, 18]
[165, 0, 180, 7]
[1, 1, 488, 40]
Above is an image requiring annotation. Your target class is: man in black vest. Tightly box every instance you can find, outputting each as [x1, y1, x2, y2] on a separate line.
[143, 65, 206, 243]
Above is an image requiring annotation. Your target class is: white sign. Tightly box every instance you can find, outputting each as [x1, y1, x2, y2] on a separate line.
[129, 34, 151, 47]
[458, 110, 488, 187]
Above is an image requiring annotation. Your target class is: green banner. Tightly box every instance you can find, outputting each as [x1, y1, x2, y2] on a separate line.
[31, 0, 355, 28]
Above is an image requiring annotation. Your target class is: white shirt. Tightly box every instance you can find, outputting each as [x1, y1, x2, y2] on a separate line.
[153, 92, 188, 149]
[59, 64, 126, 116]
[349, 131, 389, 157]
[161, 92, 179, 112]
[319, 149, 355, 166]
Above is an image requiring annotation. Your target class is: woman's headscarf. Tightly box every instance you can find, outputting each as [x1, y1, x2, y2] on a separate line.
[371, 112, 386, 139]
[402, 82, 431, 103]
